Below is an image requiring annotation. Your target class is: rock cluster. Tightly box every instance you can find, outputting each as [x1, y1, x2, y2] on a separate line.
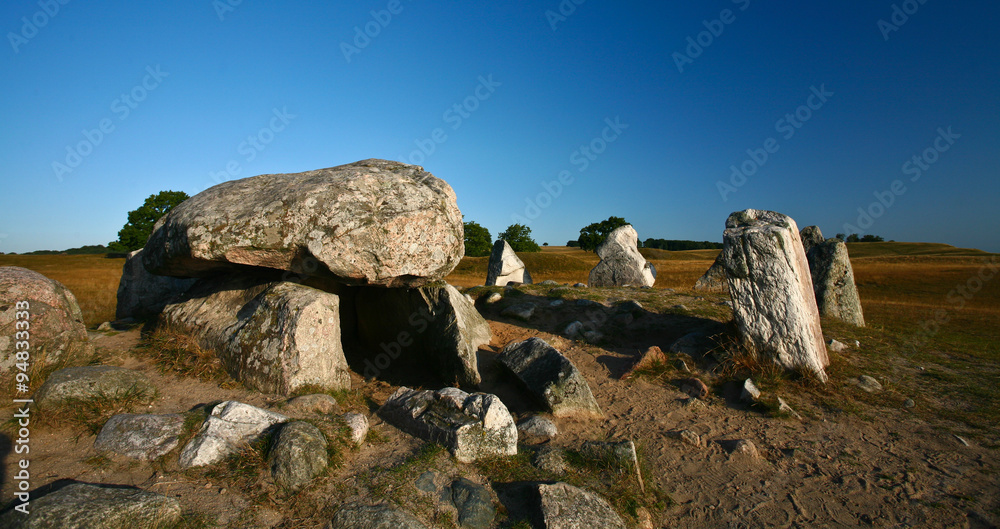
[485, 239, 532, 286]
[588, 225, 656, 287]
[115, 159, 490, 394]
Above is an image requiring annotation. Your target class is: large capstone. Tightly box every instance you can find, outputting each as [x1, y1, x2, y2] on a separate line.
[806, 238, 865, 326]
[588, 225, 656, 288]
[159, 274, 351, 395]
[0, 266, 92, 370]
[354, 283, 490, 387]
[115, 248, 197, 320]
[377, 387, 518, 463]
[498, 337, 603, 418]
[485, 239, 532, 286]
[722, 209, 828, 382]
[142, 159, 464, 288]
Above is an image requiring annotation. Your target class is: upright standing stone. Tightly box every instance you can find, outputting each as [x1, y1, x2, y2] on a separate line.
[722, 210, 828, 382]
[693, 252, 728, 293]
[485, 240, 532, 286]
[116, 248, 197, 320]
[588, 225, 656, 288]
[806, 239, 865, 326]
[0, 267, 92, 370]
[799, 225, 825, 254]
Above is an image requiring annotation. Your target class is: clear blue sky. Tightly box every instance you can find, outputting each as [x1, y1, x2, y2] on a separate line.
[2, 0, 998, 253]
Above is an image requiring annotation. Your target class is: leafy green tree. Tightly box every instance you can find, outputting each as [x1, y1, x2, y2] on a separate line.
[499, 223, 541, 252]
[108, 190, 190, 252]
[846, 234, 861, 243]
[463, 221, 492, 257]
[578, 216, 629, 252]
[860, 234, 885, 242]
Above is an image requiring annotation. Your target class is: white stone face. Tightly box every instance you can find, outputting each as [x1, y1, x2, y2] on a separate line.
[178, 401, 288, 468]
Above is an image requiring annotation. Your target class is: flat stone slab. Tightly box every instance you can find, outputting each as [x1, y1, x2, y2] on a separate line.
[34, 366, 155, 407]
[0, 482, 181, 529]
[94, 413, 186, 460]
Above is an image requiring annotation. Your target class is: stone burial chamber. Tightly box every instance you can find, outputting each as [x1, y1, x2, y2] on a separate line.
[122, 159, 492, 394]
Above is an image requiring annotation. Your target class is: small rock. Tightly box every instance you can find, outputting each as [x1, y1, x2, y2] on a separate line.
[636, 507, 654, 529]
[682, 397, 707, 409]
[954, 435, 970, 447]
[533, 446, 567, 474]
[672, 304, 689, 311]
[582, 330, 604, 343]
[34, 366, 156, 407]
[540, 280, 560, 286]
[343, 413, 369, 446]
[484, 292, 502, 304]
[741, 379, 761, 402]
[827, 339, 849, 353]
[621, 346, 667, 379]
[283, 394, 342, 416]
[517, 416, 558, 444]
[537, 482, 627, 529]
[903, 398, 915, 408]
[730, 439, 760, 459]
[0, 483, 181, 529]
[564, 321, 585, 338]
[777, 397, 803, 419]
[501, 302, 536, 321]
[329, 503, 428, 529]
[573, 283, 587, 288]
[450, 478, 495, 529]
[270, 421, 329, 492]
[853, 340, 861, 347]
[97, 321, 113, 332]
[580, 439, 639, 469]
[414, 470, 440, 493]
[549, 299, 564, 307]
[94, 413, 186, 460]
[717, 300, 733, 308]
[679, 378, 709, 399]
[668, 429, 701, 447]
[857, 375, 883, 393]
[179, 401, 288, 469]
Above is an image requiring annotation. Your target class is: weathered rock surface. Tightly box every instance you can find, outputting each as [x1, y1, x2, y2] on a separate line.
[179, 401, 288, 468]
[0, 482, 181, 529]
[537, 482, 627, 529]
[580, 439, 639, 469]
[533, 446, 568, 474]
[282, 393, 342, 416]
[328, 503, 428, 529]
[270, 421, 329, 492]
[160, 275, 350, 395]
[115, 248, 197, 320]
[344, 413, 370, 446]
[485, 239, 532, 286]
[856, 375, 883, 393]
[679, 378, 710, 399]
[693, 252, 729, 293]
[588, 225, 656, 288]
[451, 478, 496, 529]
[799, 225, 825, 254]
[741, 378, 761, 402]
[722, 209, 828, 382]
[516, 416, 558, 444]
[0, 266, 91, 370]
[355, 283, 490, 386]
[499, 338, 603, 418]
[143, 159, 463, 288]
[501, 302, 536, 321]
[377, 387, 517, 463]
[34, 366, 155, 407]
[806, 239, 866, 326]
[94, 413, 185, 460]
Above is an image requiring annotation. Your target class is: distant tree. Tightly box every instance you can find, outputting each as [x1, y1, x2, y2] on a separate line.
[499, 224, 541, 252]
[835, 233, 846, 241]
[463, 221, 492, 257]
[542, 242, 548, 246]
[108, 190, 189, 252]
[578, 216, 629, 252]
[860, 234, 885, 242]
[566, 240, 580, 247]
[846, 234, 861, 243]
[642, 238, 724, 251]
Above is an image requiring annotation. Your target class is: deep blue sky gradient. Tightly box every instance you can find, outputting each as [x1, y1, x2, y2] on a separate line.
[2, 0, 998, 253]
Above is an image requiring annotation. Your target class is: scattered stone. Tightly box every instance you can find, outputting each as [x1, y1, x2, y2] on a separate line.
[94, 413, 185, 461]
[693, 253, 729, 293]
[582, 330, 604, 343]
[679, 378, 709, 399]
[671, 304, 689, 311]
[270, 421, 329, 492]
[588, 225, 656, 288]
[636, 507, 654, 529]
[179, 401, 288, 468]
[581, 439, 639, 469]
[903, 398, 915, 408]
[143, 159, 463, 288]
[537, 482, 627, 529]
[283, 394, 342, 416]
[0, 266, 92, 370]
[97, 321, 113, 332]
[356, 283, 490, 387]
[573, 283, 587, 288]
[517, 416, 559, 444]
[0, 482, 181, 529]
[805, 238, 865, 327]
[115, 248, 198, 320]
[622, 346, 667, 379]
[564, 321, 585, 338]
[575, 298, 599, 307]
[161, 275, 351, 395]
[853, 340, 861, 347]
[533, 446, 568, 474]
[484, 292, 503, 304]
[722, 209, 828, 382]
[668, 429, 701, 447]
[549, 299, 564, 307]
[485, 239, 532, 286]
[729, 439, 760, 459]
[856, 375, 883, 393]
[669, 331, 711, 357]
[501, 302, 536, 321]
[741, 378, 761, 402]
[344, 413, 370, 446]
[34, 366, 155, 407]
[414, 470, 442, 494]
[718, 300, 733, 308]
[377, 387, 517, 463]
[777, 397, 803, 419]
[954, 435, 970, 447]
[682, 397, 707, 409]
[827, 339, 849, 353]
[329, 503, 429, 529]
[451, 478, 496, 529]
[540, 280, 560, 286]
[499, 337, 603, 419]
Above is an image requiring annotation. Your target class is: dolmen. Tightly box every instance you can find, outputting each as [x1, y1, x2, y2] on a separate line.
[116, 159, 492, 394]
[589, 225, 656, 288]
